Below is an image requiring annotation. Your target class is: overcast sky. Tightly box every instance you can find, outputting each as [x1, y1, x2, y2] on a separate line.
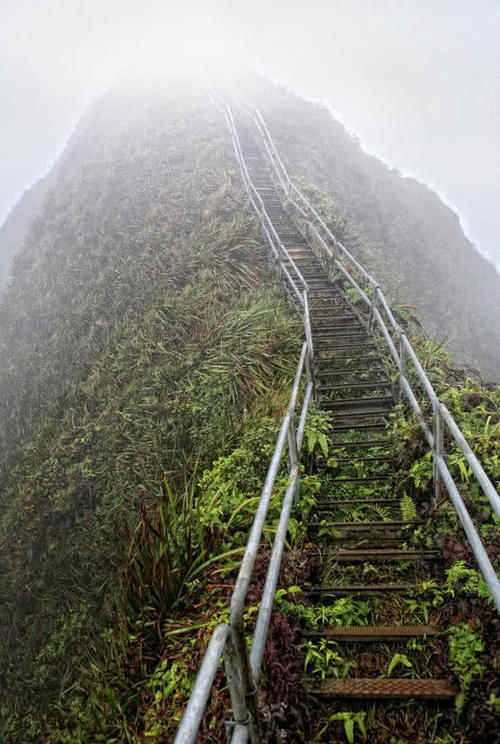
[1, 0, 499, 271]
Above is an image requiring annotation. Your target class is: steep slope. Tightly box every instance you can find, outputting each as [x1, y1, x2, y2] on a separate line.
[241, 75, 500, 381]
[0, 173, 52, 292]
[1, 71, 498, 743]
[0, 78, 301, 741]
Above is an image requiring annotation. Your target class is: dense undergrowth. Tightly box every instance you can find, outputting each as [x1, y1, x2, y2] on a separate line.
[0, 73, 498, 743]
[242, 73, 500, 380]
[0, 81, 306, 741]
[267, 334, 499, 744]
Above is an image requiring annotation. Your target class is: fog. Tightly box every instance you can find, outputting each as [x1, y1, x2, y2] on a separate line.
[1, 0, 499, 271]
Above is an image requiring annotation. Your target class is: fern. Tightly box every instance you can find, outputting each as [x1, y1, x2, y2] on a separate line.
[400, 493, 418, 522]
[387, 653, 413, 677]
[371, 505, 391, 521]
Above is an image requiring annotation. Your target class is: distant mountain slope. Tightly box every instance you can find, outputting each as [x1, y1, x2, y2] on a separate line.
[244, 76, 500, 380]
[0, 174, 52, 292]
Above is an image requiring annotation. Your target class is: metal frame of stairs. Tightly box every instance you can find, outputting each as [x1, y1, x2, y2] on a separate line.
[173, 87, 500, 744]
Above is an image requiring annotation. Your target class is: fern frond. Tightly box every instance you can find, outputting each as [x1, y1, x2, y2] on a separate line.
[400, 493, 418, 522]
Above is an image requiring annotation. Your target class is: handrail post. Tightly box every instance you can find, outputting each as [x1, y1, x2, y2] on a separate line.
[369, 285, 379, 334]
[227, 625, 261, 744]
[330, 239, 337, 280]
[224, 630, 250, 737]
[287, 414, 299, 472]
[432, 401, 444, 505]
[399, 330, 406, 399]
[303, 290, 314, 361]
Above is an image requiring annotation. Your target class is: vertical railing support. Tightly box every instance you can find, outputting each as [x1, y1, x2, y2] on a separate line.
[287, 415, 299, 472]
[432, 401, 444, 505]
[227, 626, 261, 744]
[399, 330, 406, 399]
[224, 630, 250, 737]
[368, 285, 379, 334]
[303, 291, 314, 361]
[330, 239, 338, 282]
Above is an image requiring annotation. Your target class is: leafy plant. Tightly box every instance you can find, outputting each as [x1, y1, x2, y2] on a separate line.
[387, 653, 413, 677]
[304, 407, 332, 458]
[445, 561, 491, 601]
[303, 639, 356, 679]
[447, 622, 485, 712]
[276, 593, 371, 628]
[400, 493, 418, 522]
[328, 711, 367, 743]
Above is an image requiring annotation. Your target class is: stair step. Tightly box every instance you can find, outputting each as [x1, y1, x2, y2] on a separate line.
[328, 549, 440, 562]
[316, 498, 398, 507]
[325, 409, 391, 420]
[329, 439, 390, 449]
[315, 343, 377, 351]
[317, 456, 391, 464]
[310, 678, 456, 700]
[331, 423, 388, 432]
[302, 625, 439, 641]
[317, 382, 392, 393]
[308, 520, 417, 530]
[325, 394, 393, 407]
[313, 326, 367, 334]
[314, 367, 388, 378]
[327, 475, 391, 483]
[311, 311, 356, 318]
[303, 583, 417, 596]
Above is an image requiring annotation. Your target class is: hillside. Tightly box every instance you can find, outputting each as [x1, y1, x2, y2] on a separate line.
[241, 75, 500, 381]
[0, 174, 52, 292]
[0, 77, 301, 741]
[0, 72, 498, 742]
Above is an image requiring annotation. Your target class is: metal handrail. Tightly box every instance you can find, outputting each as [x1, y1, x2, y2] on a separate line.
[234, 93, 500, 611]
[175, 89, 317, 744]
[175, 86, 500, 744]
[174, 343, 312, 744]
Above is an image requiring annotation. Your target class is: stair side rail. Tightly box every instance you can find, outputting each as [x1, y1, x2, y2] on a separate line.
[233, 92, 500, 612]
[174, 343, 313, 744]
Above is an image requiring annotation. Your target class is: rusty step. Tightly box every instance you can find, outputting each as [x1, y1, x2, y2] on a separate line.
[317, 382, 392, 393]
[309, 678, 456, 700]
[330, 422, 388, 433]
[329, 548, 440, 562]
[317, 456, 391, 464]
[312, 320, 360, 328]
[303, 583, 417, 597]
[326, 475, 391, 483]
[315, 342, 377, 352]
[325, 411, 391, 423]
[315, 498, 398, 507]
[314, 366, 387, 377]
[302, 625, 439, 641]
[325, 410, 391, 421]
[314, 334, 369, 343]
[328, 439, 390, 449]
[308, 520, 417, 530]
[325, 394, 393, 408]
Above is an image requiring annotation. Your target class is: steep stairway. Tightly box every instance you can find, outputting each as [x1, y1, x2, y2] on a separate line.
[238, 120, 457, 726]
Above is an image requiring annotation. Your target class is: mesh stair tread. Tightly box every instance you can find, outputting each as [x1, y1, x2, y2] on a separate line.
[302, 624, 439, 640]
[309, 678, 456, 699]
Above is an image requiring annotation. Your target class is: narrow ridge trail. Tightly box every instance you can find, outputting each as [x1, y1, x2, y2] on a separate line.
[238, 118, 457, 734]
[175, 97, 499, 744]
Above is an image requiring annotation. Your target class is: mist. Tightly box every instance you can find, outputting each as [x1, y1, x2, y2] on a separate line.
[1, 0, 500, 271]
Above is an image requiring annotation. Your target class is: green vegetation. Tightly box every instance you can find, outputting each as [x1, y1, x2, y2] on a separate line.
[0, 72, 498, 744]
[248, 74, 500, 380]
[0, 81, 306, 741]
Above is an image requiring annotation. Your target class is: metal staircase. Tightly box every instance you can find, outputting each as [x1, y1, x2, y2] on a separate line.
[173, 89, 500, 743]
[238, 118, 456, 705]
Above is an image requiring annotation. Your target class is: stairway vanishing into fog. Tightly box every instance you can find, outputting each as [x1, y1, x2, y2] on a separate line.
[240, 122, 456, 706]
[174, 91, 500, 744]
